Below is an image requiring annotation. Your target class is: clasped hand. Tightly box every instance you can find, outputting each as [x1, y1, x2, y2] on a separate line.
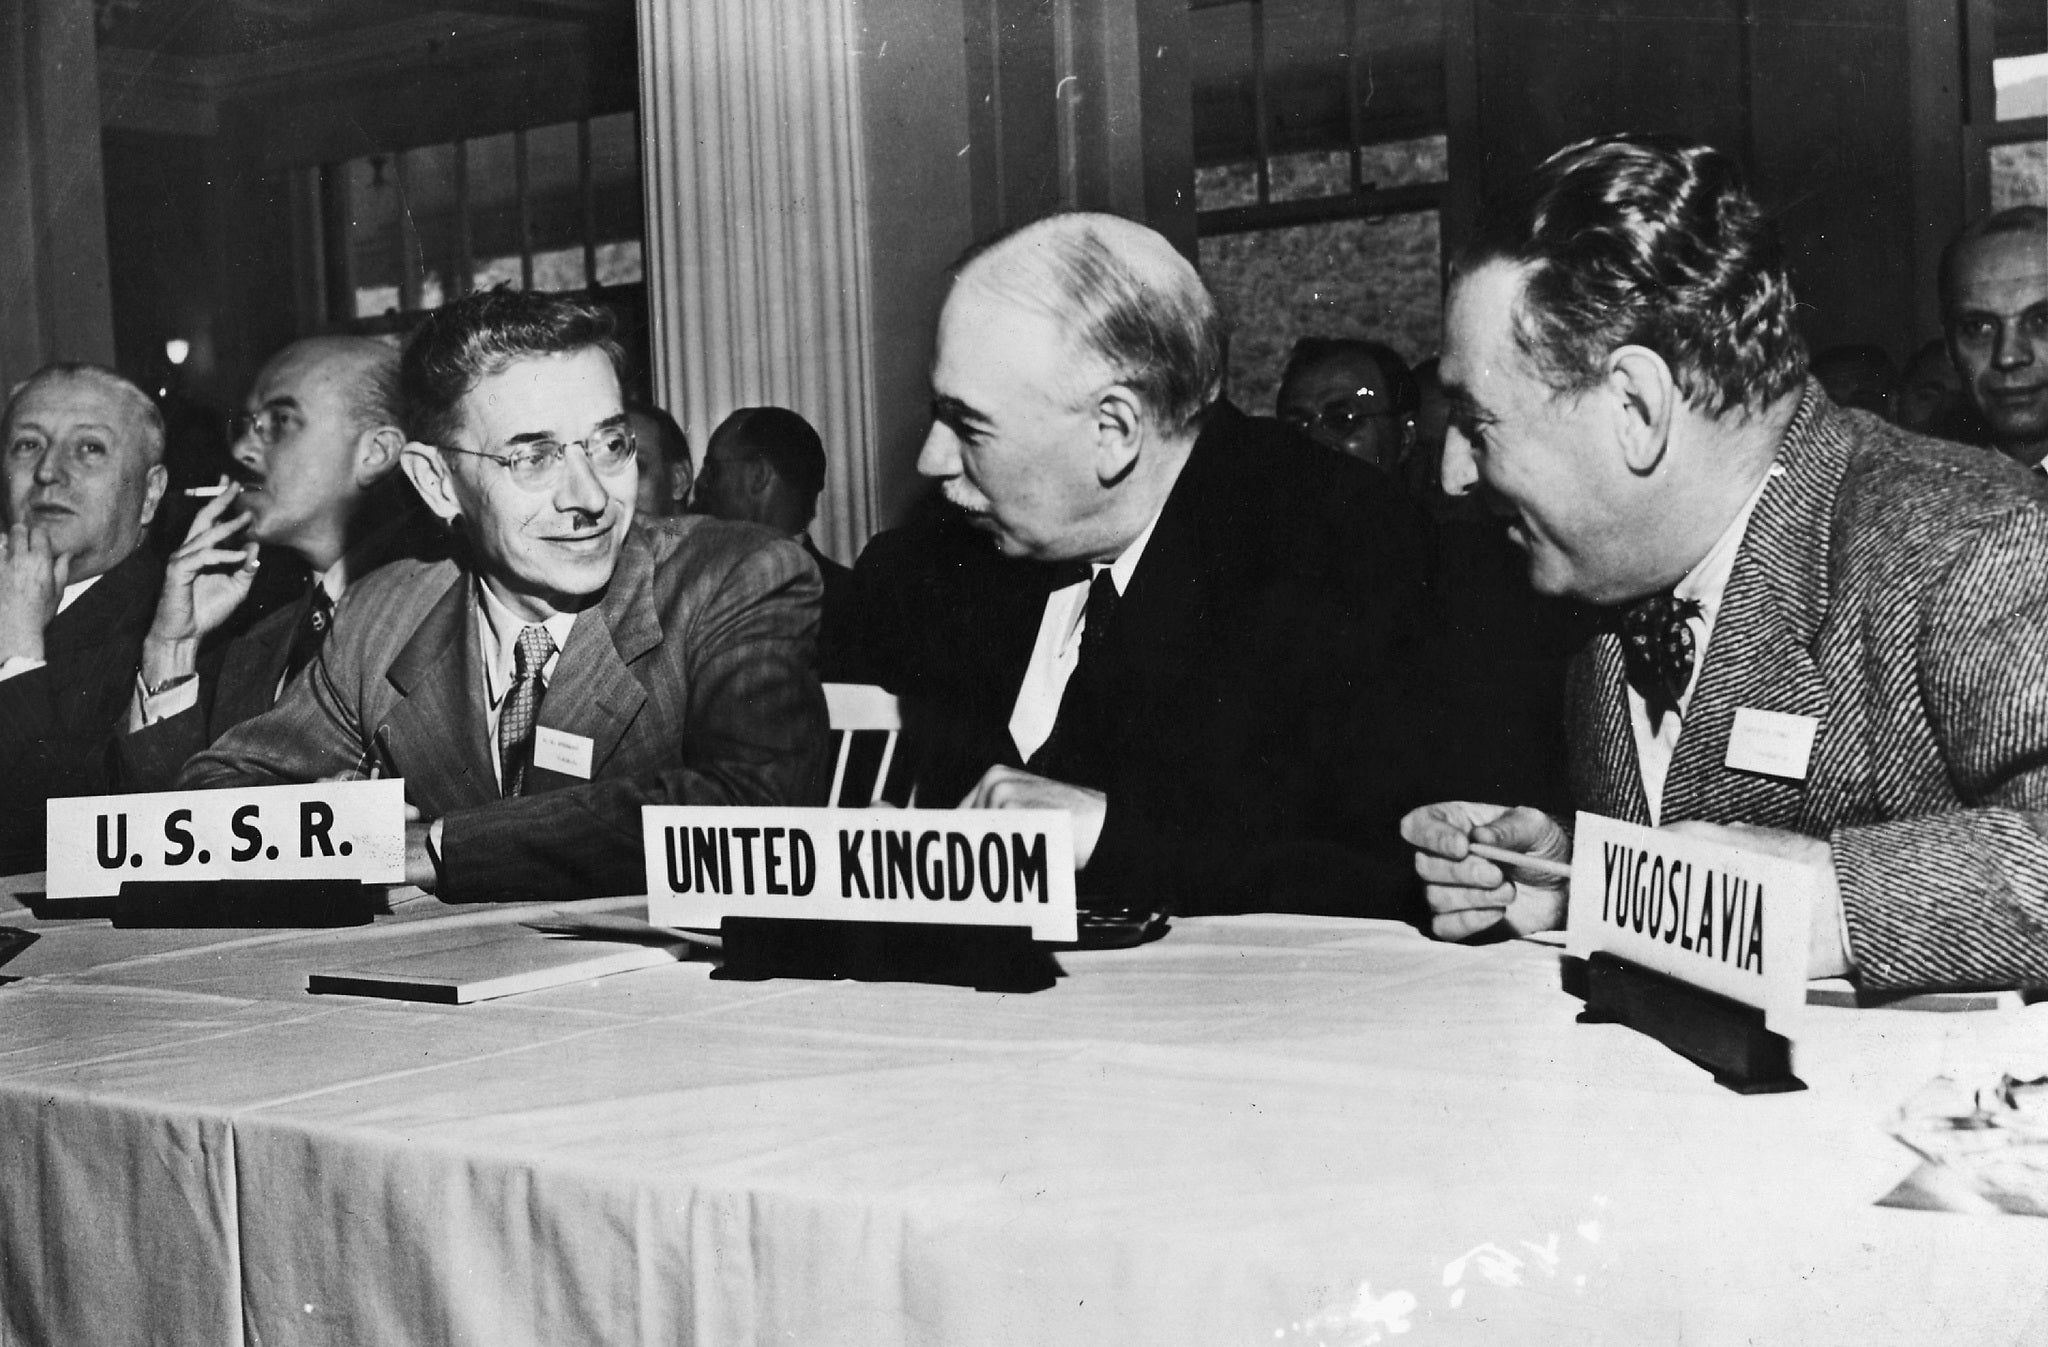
[0, 522, 70, 663]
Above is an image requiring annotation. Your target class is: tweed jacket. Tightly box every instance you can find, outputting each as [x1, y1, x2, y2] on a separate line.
[181, 515, 830, 901]
[1567, 383, 2048, 990]
[0, 546, 162, 873]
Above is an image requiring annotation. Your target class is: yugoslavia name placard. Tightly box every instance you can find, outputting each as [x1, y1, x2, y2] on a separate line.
[46, 780, 409, 898]
[642, 806, 1078, 942]
[1566, 811, 1817, 1027]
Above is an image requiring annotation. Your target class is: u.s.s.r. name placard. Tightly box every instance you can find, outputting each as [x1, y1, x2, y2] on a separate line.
[46, 780, 408, 898]
[1566, 812, 1816, 1025]
[643, 806, 1078, 942]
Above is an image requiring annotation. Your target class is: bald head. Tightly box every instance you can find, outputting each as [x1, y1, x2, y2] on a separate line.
[232, 335, 405, 568]
[957, 213, 1223, 437]
[918, 213, 1223, 563]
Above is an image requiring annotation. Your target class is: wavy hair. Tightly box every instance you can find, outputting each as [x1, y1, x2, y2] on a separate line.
[1453, 134, 1807, 418]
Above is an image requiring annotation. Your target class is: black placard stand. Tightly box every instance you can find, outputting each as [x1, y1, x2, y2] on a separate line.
[1577, 951, 1805, 1094]
[713, 917, 1059, 993]
[114, 879, 381, 928]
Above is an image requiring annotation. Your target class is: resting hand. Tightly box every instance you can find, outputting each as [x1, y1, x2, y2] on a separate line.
[403, 804, 439, 892]
[959, 765, 1108, 869]
[0, 523, 68, 663]
[142, 481, 258, 685]
[1400, 801, 1572, 941]
[1661, 820, 1849, 978]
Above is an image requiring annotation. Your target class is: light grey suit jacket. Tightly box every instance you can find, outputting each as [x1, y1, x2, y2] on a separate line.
[182, 515, 830, 901]
[1569, 384, 2048, 991]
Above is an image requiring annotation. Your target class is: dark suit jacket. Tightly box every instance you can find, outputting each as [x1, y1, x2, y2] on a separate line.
[115, 531, 432, 793]
[180, 516, 831, 902]
[1568, 384, 2048, 991]
[867, 403, 1433, 918]
[802, 534, 858, 681]
[0, 546, 163, 873]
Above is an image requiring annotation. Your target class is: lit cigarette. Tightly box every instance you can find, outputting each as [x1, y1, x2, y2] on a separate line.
[1466, 841, 1574, 880]
[183, 485, 231, 498]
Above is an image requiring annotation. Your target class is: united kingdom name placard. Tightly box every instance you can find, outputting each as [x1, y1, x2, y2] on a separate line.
[643, 806, 1078, 942]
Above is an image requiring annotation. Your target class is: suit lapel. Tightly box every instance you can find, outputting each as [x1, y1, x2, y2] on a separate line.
[384, 572, 497, 808]
[214, 596, 303, 729]
[522, 528, 655, 792]
[1568, 633, 1651, 825]
[1660, 385, 1844, 829]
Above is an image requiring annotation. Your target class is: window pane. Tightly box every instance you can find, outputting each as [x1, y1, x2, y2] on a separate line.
[1196, 162, 1260, 212]
[1991, 139, 2048, 210]
[1994, 53, 2048, 121]
[1268, 149, 1349, 203]
[595, 238, 643, 287]
[1199, 210, 1441, 415]
[467, 131, 524, 291]
[345, 154, 403, 317]
[399, 143, 455, 310]
[526, 120, 586, 291]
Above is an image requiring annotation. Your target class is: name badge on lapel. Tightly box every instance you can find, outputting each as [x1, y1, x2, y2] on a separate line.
[534, 726, 595, 779]
[1724, 707, 1818, 781]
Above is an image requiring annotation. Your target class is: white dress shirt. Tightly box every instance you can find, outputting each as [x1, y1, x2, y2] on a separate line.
[1629, 464, 1782, 824]
[474, 580, 578, 791]
[1008, 511, 1162, 763]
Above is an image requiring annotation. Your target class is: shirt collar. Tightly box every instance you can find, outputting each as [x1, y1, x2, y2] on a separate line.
[1672, 463, 1783, 625]
[55, 574, 101, 616]
[475, 579, 578, 706]
[1100, 505, 1163, 596]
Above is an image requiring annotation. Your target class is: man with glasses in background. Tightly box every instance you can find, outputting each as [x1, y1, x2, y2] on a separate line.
[182, 289, 829, 902]
[1274, 337, 1419, 475]
[118, 335, 433, 790]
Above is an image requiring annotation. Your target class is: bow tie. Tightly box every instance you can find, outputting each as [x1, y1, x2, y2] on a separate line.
[1615, 589, 1701, 730]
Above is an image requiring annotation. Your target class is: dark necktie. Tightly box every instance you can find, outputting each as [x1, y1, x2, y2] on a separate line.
[282, 583, 335, 688]
[1616, 589, 1702, 731]
[498, 625, 555, 797]
[1028, 569, 1120, 783]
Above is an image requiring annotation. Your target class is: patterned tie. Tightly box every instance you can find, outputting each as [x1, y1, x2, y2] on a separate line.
[1028, 569, 1120, 782]
[1616, 589, 1702, 731]
[498, 624, 555, 796]
[282, 583, 335, 688]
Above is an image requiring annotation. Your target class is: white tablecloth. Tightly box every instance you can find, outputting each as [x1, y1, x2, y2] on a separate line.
[1, 877, 2043, 1346]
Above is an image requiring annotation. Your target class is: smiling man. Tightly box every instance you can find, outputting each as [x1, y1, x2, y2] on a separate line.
[1400, 135, 2048, 991]
[118, 335, 432, 790]
[0, 363, 168, 871]
[912, 212, 1431, 918]
[181, 289, 829, 901]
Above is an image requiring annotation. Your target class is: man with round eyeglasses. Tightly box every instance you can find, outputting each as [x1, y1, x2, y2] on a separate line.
[182, 288, 830, 901]
[1274, 337, 1418, 475]
[118, 335, 433, 791]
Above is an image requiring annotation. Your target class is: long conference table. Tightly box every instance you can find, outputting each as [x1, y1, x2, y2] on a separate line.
[2, 872, 2044, 1346]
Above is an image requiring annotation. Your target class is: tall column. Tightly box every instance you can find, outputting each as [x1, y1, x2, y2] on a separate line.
[637, 0, 877, 564]
[0, 0, 115, 392]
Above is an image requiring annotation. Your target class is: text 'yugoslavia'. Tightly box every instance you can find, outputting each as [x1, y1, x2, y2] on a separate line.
[1600, 841, 1768, 973]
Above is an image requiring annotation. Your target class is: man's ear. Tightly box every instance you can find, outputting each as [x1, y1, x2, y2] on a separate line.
[353, 425, 406, 489]
[138, 463, 168, 529]
[1607, 346, 1677, 476]
[1092, 385, 1145, 487]
[400, 442, 462, 523]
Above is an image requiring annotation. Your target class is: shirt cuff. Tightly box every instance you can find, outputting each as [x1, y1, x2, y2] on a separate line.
[0, 656, 45, 683]
[130, 672, 201, 731]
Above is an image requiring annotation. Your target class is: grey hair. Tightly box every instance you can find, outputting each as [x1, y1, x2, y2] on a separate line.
[960, 212, 1224, 437]
[3, 362, 165, 465]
